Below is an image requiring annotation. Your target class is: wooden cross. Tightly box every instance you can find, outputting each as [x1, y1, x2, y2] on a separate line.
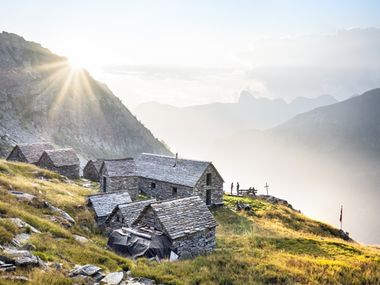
[264, 182, 269, 195]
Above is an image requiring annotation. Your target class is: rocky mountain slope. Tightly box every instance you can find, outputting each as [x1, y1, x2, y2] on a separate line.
[0, 160, 378, 284]
[0, 32, 170, 159]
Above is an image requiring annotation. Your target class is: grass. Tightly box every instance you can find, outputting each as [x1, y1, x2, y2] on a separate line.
[0, 159, 379, 284]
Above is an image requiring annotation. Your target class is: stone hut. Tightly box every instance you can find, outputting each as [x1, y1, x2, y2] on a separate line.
[133, 196, 217, 259]
[37, 148, 80, 179]
[135, 153, 224, 206]
[99, 158, 139, 200]
[83, 159, 104, 182]
[6, 142, 54, 164]
[104, 199, 156, 231]
[87, 191, 132, 225]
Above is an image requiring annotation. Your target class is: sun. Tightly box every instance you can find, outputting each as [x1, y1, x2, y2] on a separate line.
[69, 56, 86, 70]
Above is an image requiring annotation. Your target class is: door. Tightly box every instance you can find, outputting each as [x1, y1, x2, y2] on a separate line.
[206, 189, 211, 206]
[102, 177, 107, 192]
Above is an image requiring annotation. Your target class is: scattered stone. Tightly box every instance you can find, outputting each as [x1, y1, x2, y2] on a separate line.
[0, 263, 16, 272]
[44, 201, 76, 225]
[12, 233, 31, 247]
[0, 275, 29, 282]
[9, 191, 36, 202]
[126, 277, 156, 285]
[2, 248, 40, 267]
[100, 271, 124, 285]
[8, 218, 40, 233]
[257, 195, 294, 209]
[69, 264, 102, 277]
[74, 234, 89, 244]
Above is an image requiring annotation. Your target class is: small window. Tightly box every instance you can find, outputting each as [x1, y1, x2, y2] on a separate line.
[172, 187, 178, 197]
[116, 216, 120, 222]
[151, 182, 156, 189]
[206, 173, 212, 186]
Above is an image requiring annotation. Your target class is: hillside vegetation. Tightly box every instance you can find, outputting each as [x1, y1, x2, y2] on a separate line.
[0, 160, 379, 284]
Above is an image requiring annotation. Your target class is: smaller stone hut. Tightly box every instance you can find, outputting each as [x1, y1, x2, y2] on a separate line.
[6, 142, 54, 164]
[37, 148, 80, 179]
[83, 159, 104, 182]
[133, 196, 217, 259]
[87, 191, 132, 225]
[99, 158, 138, 200]
[105, 199, 156, 231]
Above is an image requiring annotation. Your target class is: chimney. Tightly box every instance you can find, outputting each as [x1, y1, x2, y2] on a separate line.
[173, 152, 178, 167]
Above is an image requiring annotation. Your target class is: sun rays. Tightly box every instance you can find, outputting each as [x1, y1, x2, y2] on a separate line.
[29, 58, 106, 131]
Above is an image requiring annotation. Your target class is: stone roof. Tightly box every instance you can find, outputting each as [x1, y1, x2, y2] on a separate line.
[135, 196, 217, 240]
[84, 159, 104, 173]
[135, 153, 211, 187]
[7, 142, 54, 163]
[101, 158, 136, 177]
[42, 148, 80, 167]
[106, 199, 156, 226]
[88, 191, 132, 218]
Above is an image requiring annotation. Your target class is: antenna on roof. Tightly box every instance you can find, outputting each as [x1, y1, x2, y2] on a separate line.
[173, 153, 178, 167]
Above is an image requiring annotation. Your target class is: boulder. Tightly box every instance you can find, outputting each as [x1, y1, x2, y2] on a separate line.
[7, 218, 40, 233]
[74, 234, 89, 244]
[100, 271, 124, 285]
[2, 248, 40, 267]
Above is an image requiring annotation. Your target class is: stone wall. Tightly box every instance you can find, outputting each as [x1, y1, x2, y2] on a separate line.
[37, 155, 79, 179]
[172, 228, 216, 259]
[83, 163, 99, 182]
[139, 178, 193, 201]
[194, 164, 224, 205]
[100, 176, 139, 201]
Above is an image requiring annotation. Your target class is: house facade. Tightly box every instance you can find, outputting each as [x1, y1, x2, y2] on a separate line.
[132, 196, 217, 259]
[83, 159, 104, 182]
[99, 158, 139, 200]
[135, 153, 224, 206]
[6, 142, 54, 164]
[37, 148, 80, 179]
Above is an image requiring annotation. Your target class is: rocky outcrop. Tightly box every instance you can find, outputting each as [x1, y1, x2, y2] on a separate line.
[0, 31, 170, 159]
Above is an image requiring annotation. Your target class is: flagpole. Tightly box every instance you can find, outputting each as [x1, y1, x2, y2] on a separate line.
[340, 205, 343, 230]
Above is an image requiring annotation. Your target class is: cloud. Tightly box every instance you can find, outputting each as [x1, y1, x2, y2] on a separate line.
[241, 28, 380, 99]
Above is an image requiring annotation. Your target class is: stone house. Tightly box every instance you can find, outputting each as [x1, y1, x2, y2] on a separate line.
[135, 153, 224, 206]
[87, 191, 132, 225]
[104, 199, 156, 231]
[99, 158, 139, 200]
[132, 196, 217, 259]
[83, 159, 104, 182]
[6, 142, 54, 164]
[37, 148, 80, 179]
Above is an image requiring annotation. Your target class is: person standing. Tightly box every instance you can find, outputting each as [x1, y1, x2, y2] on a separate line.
[237, 182, 240, 195]
[230, 182, 234, 195]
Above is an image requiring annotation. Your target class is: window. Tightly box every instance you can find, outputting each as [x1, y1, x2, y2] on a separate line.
[116, 216, 120, 222]
[172, 187, 178, 197]
[206, 173, 212, 186]
[151, 182, 156, 189]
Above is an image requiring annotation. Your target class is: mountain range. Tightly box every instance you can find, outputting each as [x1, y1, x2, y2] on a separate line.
[134, 91, 337, 155]
[0, 31, 169, 159]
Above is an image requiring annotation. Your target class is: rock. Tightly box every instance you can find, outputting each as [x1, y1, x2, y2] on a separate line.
[0, 275, 29, 282]
[126, 277, 156, 285]
[2, 248, 40, 267]
[100, 271, 124, 285]
[74, 234, 89, 244]
[7, 218, 40, 233]
[12, 233, 31, 247]
[257, 195, 294, 209]
[44, 201, 76, 225]
[69, 264, 102, 277]
[9, 191, 36, 202]
[0, 263, 16, 272]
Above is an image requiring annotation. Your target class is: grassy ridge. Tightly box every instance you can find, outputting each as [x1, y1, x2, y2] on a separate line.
[0, 160, 379, 284]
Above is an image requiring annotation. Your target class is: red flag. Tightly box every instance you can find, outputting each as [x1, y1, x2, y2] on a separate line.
[339, 205, 343, 223]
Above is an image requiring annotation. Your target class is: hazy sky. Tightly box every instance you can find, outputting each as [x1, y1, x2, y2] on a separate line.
[1, 0, 380, 107]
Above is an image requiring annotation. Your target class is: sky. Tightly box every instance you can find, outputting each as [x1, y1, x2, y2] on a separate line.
[1, 0, 380, 108]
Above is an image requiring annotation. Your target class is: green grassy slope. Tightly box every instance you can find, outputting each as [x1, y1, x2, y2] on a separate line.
[0, 160, 379, 285]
